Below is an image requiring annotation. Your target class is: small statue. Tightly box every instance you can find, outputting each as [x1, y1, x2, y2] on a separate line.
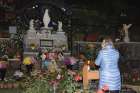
[29, 19, 35, 30]
[43, 9, 50, 28]
[122, 24, 132, 42]
[58, 21, 63, 32]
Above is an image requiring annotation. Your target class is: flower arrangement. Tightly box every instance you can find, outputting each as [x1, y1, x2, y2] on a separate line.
[22, 66, 79, 93]
[23, 57, 32, 65]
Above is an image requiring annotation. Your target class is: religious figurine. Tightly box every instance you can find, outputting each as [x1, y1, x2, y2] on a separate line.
[122, 24, 132, 42]
[29, 19, 35, 30]
[43, 9, 50, 28]
[58, 21, 63, 32]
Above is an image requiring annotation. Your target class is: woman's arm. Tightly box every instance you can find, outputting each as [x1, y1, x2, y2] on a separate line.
[95, 51, 102, 66]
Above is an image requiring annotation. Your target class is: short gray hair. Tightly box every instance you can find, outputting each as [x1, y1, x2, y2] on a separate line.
[101, 37, 114, 48]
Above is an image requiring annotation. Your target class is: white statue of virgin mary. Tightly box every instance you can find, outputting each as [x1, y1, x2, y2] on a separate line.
[43, 9, 50, 28]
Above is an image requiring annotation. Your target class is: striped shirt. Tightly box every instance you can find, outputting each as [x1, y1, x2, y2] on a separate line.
[95, 45, 121, 90]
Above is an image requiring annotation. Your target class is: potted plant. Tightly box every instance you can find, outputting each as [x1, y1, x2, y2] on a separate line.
[7, 80, 13, 88]
[3, 82, 7, 88]
[0, 81, 4, 88]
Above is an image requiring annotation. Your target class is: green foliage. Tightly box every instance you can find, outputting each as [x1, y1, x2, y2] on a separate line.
[23, 68, 78, 93]
[58, 69, 77, 93]
[23, 77, 53, 93]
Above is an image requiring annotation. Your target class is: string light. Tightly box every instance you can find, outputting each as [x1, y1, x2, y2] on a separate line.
[32, 5, 38, 9]
[32, 6, 35, 9]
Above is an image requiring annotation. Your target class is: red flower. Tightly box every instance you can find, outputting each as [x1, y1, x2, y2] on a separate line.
[97, 85, 109, 93]
[74, 74, 82, 81]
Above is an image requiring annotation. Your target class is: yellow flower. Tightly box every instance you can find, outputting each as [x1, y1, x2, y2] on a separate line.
[23, 57, 31, 65]
[30, 43, 36, 50]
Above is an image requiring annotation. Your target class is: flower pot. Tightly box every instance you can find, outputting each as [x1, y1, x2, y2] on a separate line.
[7, 83, 13, 88]
[0, 83, 3, 88]
[3, 84, 7, 88]
[13, 83, 18, 88]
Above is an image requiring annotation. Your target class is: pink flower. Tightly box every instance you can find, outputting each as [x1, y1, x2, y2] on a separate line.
[49, 80, 59, 86]
[74, 74, 82, 81]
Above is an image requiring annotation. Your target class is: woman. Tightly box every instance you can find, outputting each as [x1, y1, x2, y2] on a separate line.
[95, 37, 121, 93]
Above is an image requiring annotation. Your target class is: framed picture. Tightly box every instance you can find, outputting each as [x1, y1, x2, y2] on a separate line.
[40, 39, 53, 47]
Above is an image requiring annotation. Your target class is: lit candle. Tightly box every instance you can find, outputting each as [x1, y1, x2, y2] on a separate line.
[87, 60, 90, 71]
[87, 60, 90, 65]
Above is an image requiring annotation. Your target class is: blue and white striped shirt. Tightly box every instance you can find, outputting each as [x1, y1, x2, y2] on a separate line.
[95, 45, 121, 90]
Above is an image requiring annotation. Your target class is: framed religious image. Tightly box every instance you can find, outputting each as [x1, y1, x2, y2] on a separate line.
[40, 39, 53, 47]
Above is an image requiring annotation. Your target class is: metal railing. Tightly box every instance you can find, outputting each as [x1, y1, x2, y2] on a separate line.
[73, 41, 140, 60]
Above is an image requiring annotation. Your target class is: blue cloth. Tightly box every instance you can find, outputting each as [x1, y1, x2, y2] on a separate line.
[95, 45, 121, 90]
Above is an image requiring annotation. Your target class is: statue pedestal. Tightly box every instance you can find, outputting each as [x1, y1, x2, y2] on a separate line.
[26, 29, 36, 38]
[24, 18, 68, 51]
[40, 27, 53, 39]
[52, 31, 68, 47]
[24, 29, 39, 49]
